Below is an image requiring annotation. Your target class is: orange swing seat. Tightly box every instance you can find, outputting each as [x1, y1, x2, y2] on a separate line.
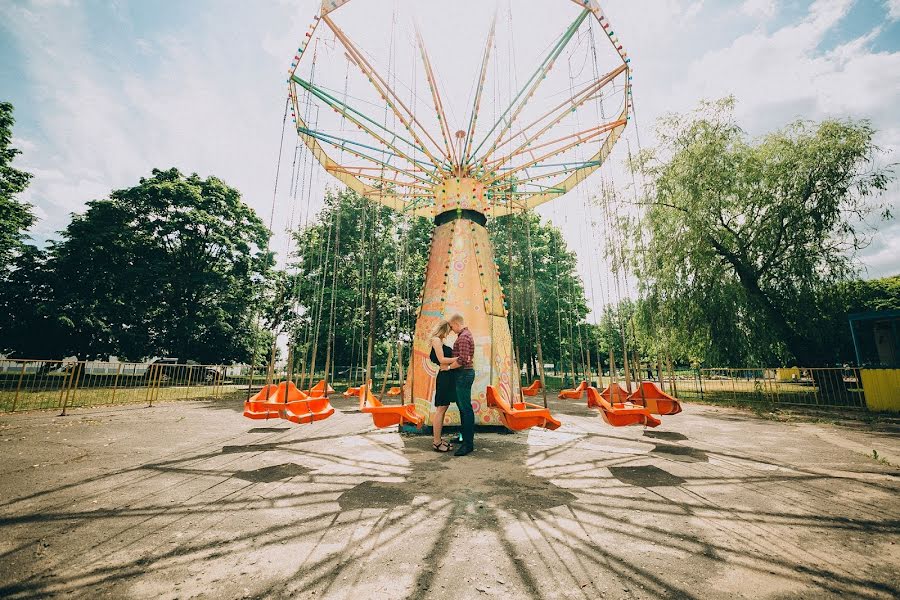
[588, 382, 631, 408]
[486, 385, 561, 431]
[626, 381, 683, 415]
[558, 380, 588, 400]
[359, 383, 424, 429]
[243, 381, 335, 424]
[304, 379, 335, 397]
[386, 386, 402, 397]
[343, 386, 361, 397]
[243, 383, 284, 420]
[585, 386, 660, 428]
[521, 380, 542, 397]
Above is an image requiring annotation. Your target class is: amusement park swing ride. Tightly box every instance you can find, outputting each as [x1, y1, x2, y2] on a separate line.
[244, 0, 682, 431]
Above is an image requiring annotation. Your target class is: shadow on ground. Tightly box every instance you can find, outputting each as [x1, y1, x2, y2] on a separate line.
[0, 396, 898, 599]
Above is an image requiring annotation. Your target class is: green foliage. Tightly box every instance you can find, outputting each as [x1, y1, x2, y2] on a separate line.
[491, 212, 591, 379]
[0, 245, 62, 357]
[0, 102, 35, 266]
[282, 188, 431, 376]
[630, 97, 894, 366]
[813, 275, 900, 364]
[5, 168, 272, 362]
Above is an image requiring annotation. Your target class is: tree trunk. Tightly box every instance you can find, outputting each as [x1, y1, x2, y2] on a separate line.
[707, 235, 817, 365]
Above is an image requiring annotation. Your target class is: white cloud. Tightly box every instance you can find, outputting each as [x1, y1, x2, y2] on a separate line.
[569, 0, 899, 293]
[10, 136, 36, 153]
[673, 0, 900, 276]
[3, 0, 897, 294]
[887, 0, 900, 20]
[664, 0, 899, 277]
[2, 0, 321, 254]
[741, 0, 778, 20]
[684, 1, 706, 21]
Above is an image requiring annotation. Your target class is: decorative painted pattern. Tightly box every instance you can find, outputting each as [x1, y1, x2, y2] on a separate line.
[406, 213, 519, 426]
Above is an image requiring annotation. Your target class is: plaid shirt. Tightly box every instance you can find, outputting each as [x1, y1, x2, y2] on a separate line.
[453, 327, 474, 369]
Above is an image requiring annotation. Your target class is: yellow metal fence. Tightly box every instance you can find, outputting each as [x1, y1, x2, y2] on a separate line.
[0, 360, 257, 413]
[3, 360, 897, 414]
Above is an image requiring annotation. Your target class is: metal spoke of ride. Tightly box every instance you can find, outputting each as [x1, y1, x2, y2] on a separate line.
[515, 105, 629, 212]
[486, 119, 625, 185]
[414, 26, 459, 168]
[296, 125, 434, 185]
[485, 120, 625, 172]
[486, 64, 627, 172]
[326, 167, 433, 192]
[488, 161, 603, 189]
[461, 14, 497, 169]
[292, 74, 443, 175]
[470, 8, 590, 166]
[298, 131, 428, 197]
[322, 14, 449, 173]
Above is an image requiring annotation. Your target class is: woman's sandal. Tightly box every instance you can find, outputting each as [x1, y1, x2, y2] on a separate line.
[432, 441, 451, 453]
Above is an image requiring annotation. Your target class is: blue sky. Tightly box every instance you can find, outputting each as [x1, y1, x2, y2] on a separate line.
[2, 0, 898, 307]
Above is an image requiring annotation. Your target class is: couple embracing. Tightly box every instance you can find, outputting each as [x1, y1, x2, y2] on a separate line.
[429, 314, 475, 457]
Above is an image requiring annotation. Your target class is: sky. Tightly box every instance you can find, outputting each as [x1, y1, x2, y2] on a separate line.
[2, 0, 899, 317]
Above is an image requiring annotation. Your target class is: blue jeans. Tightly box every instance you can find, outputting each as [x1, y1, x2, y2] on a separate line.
[455, 368, 475, 447]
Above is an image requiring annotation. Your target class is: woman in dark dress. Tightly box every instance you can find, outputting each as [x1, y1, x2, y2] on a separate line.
[430, 320, 457, 452]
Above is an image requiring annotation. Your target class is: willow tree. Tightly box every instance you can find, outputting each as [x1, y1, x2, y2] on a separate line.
[631, 98, 893, 366]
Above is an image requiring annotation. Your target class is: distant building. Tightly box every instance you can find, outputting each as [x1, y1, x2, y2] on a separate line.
[849, 310, 900, 367]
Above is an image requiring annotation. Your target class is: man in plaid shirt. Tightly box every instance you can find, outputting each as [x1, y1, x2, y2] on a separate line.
[448, 313, 475, 456]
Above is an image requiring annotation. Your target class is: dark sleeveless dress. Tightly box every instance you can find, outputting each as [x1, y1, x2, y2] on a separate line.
[430, 344, 456, 407]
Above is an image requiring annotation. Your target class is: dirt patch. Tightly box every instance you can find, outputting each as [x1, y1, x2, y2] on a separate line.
[339, 480, 416, 509]
[337, 434, 577, 516]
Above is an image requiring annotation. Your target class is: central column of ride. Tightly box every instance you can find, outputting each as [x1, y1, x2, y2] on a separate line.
[405, 177, 520, 427]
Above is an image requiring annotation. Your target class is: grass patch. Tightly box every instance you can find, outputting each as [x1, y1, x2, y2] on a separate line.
[0, 383, 242, 413]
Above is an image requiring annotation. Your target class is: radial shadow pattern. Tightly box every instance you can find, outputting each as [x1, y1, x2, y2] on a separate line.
[0, 396, 897, 599]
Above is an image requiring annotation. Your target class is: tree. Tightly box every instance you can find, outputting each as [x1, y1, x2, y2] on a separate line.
[631, 98, 893, 366]
[283, 188, 430, 380]
[0, 102, 49, 357]
[0, 245, 65, 358]
[0, 102, 34, 267]
[48, 168, 272, 362]
[491, 212, 590, 381]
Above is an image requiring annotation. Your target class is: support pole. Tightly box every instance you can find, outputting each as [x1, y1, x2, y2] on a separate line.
[12, 361, 26, 413]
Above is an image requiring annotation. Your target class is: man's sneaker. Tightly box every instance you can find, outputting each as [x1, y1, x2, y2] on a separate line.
[454, 444, 474, 457]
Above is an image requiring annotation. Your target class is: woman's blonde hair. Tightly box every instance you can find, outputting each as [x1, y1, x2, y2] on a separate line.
[431, 320, 451, 339]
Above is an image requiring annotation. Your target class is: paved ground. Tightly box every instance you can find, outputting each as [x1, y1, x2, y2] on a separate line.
[0, 393, 898, 600]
